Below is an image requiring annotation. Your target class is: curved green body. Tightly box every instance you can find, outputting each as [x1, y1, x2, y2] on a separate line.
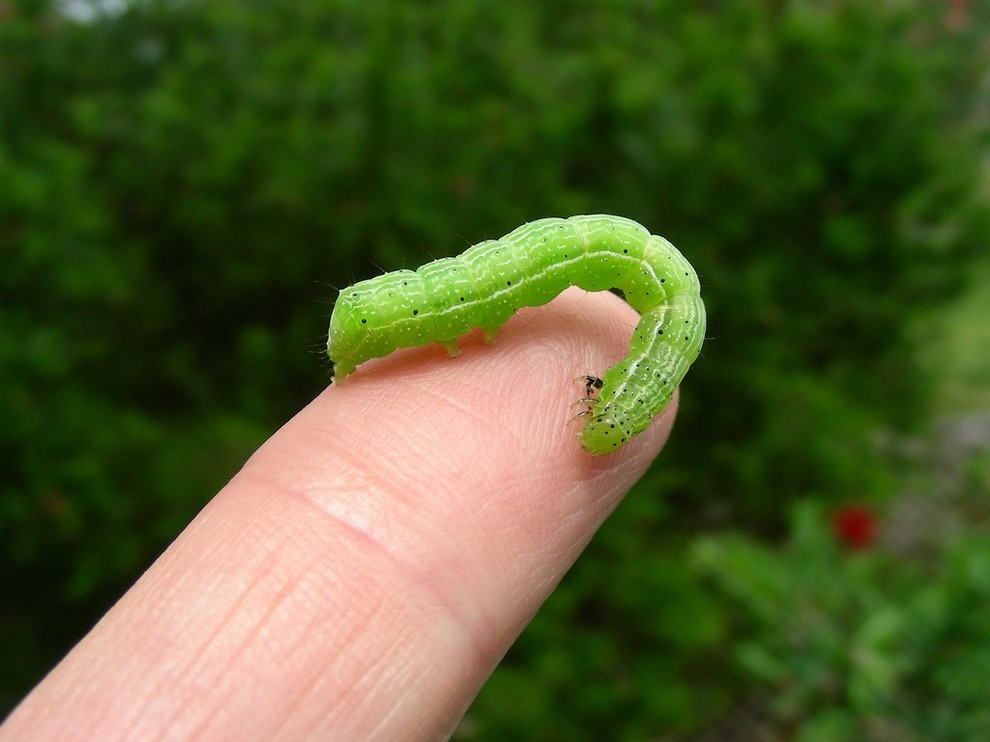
[327, 214, 706, 454]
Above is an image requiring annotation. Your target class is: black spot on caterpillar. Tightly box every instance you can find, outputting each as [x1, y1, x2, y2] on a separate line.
[327, 215, 706, 455]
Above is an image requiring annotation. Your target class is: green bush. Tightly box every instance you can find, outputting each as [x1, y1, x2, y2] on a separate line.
[692, 499, 990, 740]
[2, 0, 987, 731]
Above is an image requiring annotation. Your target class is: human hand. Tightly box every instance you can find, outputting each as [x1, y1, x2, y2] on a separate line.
[1, 287, 677, 741]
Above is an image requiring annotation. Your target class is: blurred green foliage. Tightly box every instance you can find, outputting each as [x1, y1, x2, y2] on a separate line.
[693, 497, 990, 740]
[2, 0, 988, 735]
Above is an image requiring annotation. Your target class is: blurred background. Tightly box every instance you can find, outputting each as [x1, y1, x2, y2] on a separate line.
[2, 0, 989, 738]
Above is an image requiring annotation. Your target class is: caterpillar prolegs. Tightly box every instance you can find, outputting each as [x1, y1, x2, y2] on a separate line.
[326, 215, 706, 455]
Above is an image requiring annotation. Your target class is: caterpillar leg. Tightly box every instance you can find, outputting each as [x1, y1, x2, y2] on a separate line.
[482, 327, 498, 345]
[576, 375, 603, 399]
[568, 407, 593, 425]
[439, 340, 461, 357]
[569, 375, 605, 426]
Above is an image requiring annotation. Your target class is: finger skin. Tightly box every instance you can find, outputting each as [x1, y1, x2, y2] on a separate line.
[1, 287, 677, 741]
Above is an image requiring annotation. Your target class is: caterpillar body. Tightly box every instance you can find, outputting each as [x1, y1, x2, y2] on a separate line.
[327, 214, 706, 455]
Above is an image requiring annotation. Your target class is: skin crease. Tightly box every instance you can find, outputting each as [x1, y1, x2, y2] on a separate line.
[0, 288, 681, 741]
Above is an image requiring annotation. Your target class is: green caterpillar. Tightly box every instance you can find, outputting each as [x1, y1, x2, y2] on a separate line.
[327, 214, 706, 455]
